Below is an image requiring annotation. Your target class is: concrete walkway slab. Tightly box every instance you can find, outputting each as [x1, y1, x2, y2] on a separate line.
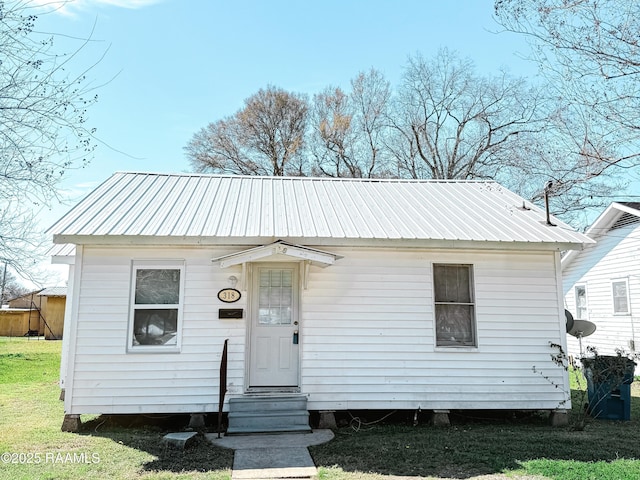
[232, 447, 316, 479]
[206, 429, 334, 480]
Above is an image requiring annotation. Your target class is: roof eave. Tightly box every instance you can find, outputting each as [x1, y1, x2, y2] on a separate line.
[585, 202, 640, 237]
[562, 202, 640, 270]
[53, 234, 587, 252]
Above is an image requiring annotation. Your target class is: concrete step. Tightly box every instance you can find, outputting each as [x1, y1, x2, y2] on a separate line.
[229, 396, 308, 412]
[226, 424, 312, 435]
[227, 395, 310, 435]
[228, 411, 310, 428]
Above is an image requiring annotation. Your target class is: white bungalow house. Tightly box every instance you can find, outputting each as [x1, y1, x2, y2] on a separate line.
[49, 172, 592, 432]
[562, 202, 640, 358]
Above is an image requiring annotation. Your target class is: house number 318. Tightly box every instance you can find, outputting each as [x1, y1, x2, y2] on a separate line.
[218, 288, 241, 303]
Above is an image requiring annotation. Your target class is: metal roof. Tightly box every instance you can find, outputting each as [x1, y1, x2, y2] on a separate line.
[47, 243, 76, 257]
[562, 202, 640, 268]
[37, 287, 67, 297]
[48, 172, 592, 249]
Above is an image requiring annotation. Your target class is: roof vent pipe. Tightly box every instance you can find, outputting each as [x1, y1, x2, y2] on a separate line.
[544, 180, 555, 226]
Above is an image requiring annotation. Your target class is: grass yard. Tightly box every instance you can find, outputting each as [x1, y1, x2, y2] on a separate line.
[2, 337, 640, 480]
[0, 337, 233, 480]
[311, 407, 640, 480]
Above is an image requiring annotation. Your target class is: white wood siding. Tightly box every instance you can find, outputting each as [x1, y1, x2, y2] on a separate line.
[66, 246, 568, 414]
[66, 246, 245, 414]
[563, 223, 640, 357]
[302, 248, 567, 410]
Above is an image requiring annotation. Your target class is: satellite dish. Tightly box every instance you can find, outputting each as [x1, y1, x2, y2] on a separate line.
[568, 319, 596, 338]
[565, 309, 574, 333]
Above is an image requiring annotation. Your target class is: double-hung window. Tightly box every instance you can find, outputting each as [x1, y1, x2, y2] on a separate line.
[612, 278, 630, 315]
[128, 261, 185, 351]
[434, 264, 476, 347]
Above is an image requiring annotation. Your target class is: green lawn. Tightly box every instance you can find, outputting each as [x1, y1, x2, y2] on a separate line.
[2, 337, 640, 480]
[311, 372, 640, 480]
[0, 337, 232, 480]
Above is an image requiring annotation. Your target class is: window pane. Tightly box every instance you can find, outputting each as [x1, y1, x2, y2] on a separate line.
[281, 286, 292, 305]
[434, 265, 448, 301]
[434, 265, 471, 303]
[259, 288, 270, 306]
[135, 269, 180, 304]
[613, 281, 629, 314]
[280, 306, 291, 324]
[270, 270, 282, 287]
[575, 286, 587, 319]
[436, 304, 474, 346]
[133, 309, 178, 346]
[259, 308, 274, 324]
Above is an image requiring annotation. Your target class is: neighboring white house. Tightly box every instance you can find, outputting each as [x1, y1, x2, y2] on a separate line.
[562, 202, 640, 358]
[49, 172, 592, 430]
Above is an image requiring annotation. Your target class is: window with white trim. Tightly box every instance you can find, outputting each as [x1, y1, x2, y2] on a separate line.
[434, 264, 476, 347]
[129, 262, 184, 351]
[575, 284, 588, 319]
[612, 278, 630, 315]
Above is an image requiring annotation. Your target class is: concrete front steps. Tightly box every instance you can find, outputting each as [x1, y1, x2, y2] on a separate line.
[226, 395, 311, 435]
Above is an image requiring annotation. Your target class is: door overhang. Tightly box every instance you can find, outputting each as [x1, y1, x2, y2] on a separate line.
[211, 240, 342, 268]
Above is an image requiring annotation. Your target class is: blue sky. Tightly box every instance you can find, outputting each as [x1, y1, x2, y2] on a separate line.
[32, 0, 536, 218]
[30, 0, 542, 283]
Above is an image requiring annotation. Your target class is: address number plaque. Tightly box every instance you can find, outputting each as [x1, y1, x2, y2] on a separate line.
[218, 288, 241, 303]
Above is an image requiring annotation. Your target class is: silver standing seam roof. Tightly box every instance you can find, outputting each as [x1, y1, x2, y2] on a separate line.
[48, 172, 592, 250]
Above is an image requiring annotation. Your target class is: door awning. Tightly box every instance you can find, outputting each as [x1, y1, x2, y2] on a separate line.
[211, 240, 342, 268]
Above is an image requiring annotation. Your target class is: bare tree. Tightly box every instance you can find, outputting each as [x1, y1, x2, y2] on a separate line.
[0, 0, 97, 280]
[494, 0, 640, 168]
[185, 86, 309, 176]
[495, 103, 622, 223]
[0, 263, 29, 304]
[184, 46, 622, 222]
[350, 69, 393, 177]
[310, 69, 392, 178]
[390, 49, 544, 180]
[310, 86, 355, 177]
[386, 48, 621, 220]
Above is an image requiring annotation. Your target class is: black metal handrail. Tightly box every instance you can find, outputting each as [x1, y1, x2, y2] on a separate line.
[217, 338, 229, 438]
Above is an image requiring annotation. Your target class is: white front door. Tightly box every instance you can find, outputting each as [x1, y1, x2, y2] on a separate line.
[248, 264, 300, 388]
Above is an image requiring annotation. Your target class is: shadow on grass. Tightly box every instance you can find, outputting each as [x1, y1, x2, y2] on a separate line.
[80, 413, 233, 475]
[73, 387, 640, 480]
[309, 392, 640, 480]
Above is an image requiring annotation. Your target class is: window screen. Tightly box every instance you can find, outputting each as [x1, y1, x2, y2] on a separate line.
[434, 264, 476, 347]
